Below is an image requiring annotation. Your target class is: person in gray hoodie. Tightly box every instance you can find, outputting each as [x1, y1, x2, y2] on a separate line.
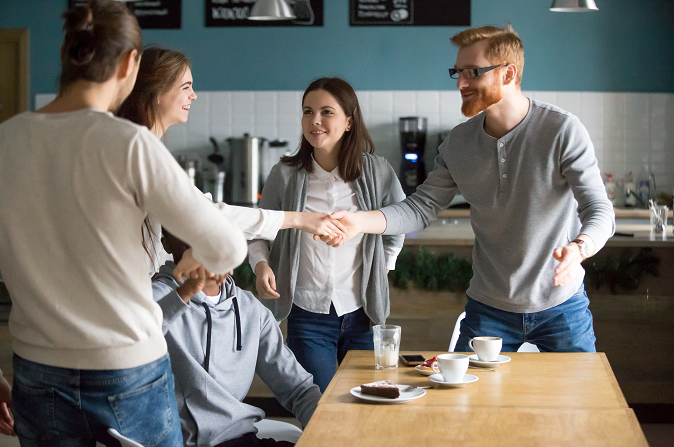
[152, 228, 321, 447]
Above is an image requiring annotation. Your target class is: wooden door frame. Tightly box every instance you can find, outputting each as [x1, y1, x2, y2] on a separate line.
[0, 28, 30, 113]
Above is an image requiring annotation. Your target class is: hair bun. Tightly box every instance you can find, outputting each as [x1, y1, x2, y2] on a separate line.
[68, 29, 96, 66]
[63, 4, 96, 66]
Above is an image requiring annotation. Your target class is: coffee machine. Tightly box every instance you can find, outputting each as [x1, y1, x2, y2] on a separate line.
[399, 117, 428, 196]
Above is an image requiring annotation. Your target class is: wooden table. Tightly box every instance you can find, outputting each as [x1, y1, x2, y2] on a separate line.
[296, 351, 648, 447]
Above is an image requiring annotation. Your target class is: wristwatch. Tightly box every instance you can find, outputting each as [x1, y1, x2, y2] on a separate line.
[572, 239, 591, 260]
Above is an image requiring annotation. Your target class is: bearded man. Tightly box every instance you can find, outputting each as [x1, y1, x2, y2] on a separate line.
[328, 25, 615, 353]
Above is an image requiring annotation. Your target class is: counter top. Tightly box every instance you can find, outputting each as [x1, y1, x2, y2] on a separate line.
[405, 218, 674, 247]
[437, 207, 673, 219]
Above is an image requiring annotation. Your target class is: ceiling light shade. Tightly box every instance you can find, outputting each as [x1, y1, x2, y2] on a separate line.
[550, 0, 598, 12]
[248, 0, 296, 20]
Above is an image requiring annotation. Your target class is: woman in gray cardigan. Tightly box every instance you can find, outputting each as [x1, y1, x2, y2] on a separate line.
[248, 78, 405, 392]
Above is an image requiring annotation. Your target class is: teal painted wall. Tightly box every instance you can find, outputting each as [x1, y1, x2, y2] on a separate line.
[1, 0, 673, 103]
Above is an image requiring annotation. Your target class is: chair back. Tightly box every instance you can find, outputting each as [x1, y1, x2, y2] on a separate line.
[448, 312, 466, 352]
[448, 311, 540, 352]
[254, 419, 303, 443]
[107, 428, 144, 447]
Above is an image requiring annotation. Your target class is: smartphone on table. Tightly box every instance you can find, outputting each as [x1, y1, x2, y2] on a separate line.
[399, 354, 426, 366]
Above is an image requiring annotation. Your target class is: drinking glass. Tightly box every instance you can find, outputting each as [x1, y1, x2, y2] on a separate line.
[373, 325, 401, 370]
[650, 205, 668, 235]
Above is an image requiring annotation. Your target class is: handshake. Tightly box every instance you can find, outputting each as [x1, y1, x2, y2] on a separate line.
[173, 210, 376, 287]
[307, 210, 360, 247]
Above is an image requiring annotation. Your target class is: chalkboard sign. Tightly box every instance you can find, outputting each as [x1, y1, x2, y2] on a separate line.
[206, 0, 323, 27]
[67, 0, 182, 29]
[350, 0, 470, 26]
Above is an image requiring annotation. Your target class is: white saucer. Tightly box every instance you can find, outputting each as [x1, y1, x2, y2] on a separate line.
[415, 365, 437, 376]
[428, 373, 479, 388]
[350, 385, 426, 404]
[468, 354, 511, 367]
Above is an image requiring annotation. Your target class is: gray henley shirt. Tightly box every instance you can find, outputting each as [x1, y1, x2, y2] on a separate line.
[381, 100, 615, 313]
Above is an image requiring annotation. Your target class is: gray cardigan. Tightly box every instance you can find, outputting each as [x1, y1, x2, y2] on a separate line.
[249, 153, 405, 325]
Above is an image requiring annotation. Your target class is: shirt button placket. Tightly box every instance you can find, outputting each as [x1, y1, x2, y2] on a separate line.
[498, 140, 507, 191]
[327, 175, 335, 305]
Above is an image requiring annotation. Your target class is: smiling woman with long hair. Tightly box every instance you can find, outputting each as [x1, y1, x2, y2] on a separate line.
[117, 47, 193, 138]
[248, 77, 406, 392]
[118, 47, 197, 268]
[117, 49, 347, 274]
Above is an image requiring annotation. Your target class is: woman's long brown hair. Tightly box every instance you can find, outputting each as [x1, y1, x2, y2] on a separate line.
[281, 77, 374, 182]
[117, 47, 190, 265]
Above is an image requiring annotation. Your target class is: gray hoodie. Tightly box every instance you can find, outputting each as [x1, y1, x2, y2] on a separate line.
[152, 262, 321, 447]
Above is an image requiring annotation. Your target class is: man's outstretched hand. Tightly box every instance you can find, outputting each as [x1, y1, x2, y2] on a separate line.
[552, 243, 583, 287]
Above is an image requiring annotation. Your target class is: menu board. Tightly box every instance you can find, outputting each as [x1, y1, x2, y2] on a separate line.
[67, 0, 182, 29]
[206, 0, 323, 27]
[350, 0, 470, 26]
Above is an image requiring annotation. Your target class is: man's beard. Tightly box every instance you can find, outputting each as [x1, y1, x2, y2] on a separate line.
[461, 78, 503, 117]
[110, 73, 137, 113]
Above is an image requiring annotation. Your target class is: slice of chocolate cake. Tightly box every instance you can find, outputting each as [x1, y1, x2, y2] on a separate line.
[360, 380, 400, 399]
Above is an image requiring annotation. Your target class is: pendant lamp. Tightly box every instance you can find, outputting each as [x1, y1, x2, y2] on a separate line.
[550, 0, 598, 12]
[248, 0, 296, 20]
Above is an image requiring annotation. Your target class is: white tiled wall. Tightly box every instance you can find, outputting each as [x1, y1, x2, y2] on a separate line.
[35, 91, 674, 194]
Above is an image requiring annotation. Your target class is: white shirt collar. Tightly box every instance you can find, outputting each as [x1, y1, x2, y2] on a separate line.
[311, 155, 342, 182]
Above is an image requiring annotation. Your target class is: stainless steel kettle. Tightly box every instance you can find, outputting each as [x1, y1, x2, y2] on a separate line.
[226, 133, 263, 206]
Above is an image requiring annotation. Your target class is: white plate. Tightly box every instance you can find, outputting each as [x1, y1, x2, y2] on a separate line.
[415, 365, 437, 376]
[350, 384, 426, 404]
[428, 373, 479, 388]
[468, 354, 511, 367]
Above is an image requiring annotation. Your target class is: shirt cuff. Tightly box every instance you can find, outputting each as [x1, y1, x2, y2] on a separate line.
[384, 245, 402, 270]
[248, 240, 271, 272]
[257, 210, 285, 241]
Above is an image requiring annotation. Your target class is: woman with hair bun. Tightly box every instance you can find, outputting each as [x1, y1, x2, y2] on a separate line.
[0, 1, 248, 444]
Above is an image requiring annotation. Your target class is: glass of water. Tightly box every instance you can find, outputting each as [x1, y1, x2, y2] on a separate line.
[650, 205, 668, 235]
[373, 325, 401, 370]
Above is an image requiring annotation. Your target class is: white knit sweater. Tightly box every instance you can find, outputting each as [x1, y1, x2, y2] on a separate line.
[0, 108, 247, 370]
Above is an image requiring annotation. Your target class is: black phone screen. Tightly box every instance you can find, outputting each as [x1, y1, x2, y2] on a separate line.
[400, 355, 426, 363]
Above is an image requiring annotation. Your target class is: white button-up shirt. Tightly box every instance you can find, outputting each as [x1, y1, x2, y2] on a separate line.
[293, 159, 365, 316]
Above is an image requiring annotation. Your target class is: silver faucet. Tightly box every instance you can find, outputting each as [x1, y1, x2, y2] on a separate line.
[648, 172, 657, 201]
[625, 187, 647, 208]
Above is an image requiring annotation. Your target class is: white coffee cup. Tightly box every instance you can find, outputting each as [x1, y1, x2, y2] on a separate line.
[432, 353, 469, 382]
[469, 336, 502, 361]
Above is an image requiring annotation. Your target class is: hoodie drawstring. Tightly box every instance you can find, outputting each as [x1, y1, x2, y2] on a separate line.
[200, 302, 213, 373]
[200, 297, 242, 373]
[232, 297, 242, 351]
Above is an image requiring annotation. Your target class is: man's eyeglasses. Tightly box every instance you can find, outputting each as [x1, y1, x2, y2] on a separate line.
[448, 64, 508, 80]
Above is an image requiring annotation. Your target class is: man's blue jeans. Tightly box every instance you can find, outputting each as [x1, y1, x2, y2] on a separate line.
[455, 284, 596, 353]
[12, 353, 183, 447]
[286, 304, 373, 392]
